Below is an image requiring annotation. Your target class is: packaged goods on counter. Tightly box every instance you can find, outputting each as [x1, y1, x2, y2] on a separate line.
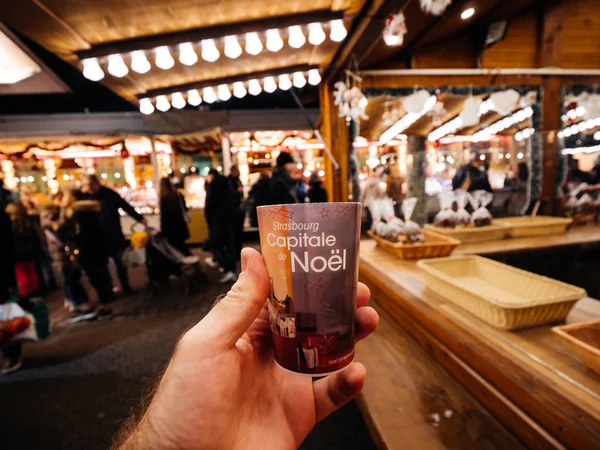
[455, 190, 472, 226]
[471, 190, 494, 227]
[433, 191, 458, 228]
[400, 198, 425, 243]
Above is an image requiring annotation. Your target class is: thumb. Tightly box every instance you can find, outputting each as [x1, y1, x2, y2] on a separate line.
[188, 247, 271, 352]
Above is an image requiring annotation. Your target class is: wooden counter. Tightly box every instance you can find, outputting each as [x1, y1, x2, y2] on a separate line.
[359, 239, 600, 449]
[455, 224, 600, 255]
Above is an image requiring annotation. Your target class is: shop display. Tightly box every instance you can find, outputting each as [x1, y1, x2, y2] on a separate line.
[418, 255, 586, 330]
[494, 216, 573, 237]
[471, 191, 494, 227]
[455, 191, 472, 226]
[401, 198, 425, 243]
[552, 320, 600, 375]
[433, 191, 458, 228]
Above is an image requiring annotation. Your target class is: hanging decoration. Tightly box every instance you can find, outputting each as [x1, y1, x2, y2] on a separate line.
[383, 12, 407, 46]
[402, 89, 432, 113]
[460, 96, 482, 127]
[333, 65, 368, 123]
[382, 101, 403, 127]
[419, 0, 452, 16]
[489, 89, 519, 116]
[519, 91, 538, 109]
[428, 92, 446, 127]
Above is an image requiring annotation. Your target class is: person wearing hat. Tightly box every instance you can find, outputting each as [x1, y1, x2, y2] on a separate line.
[269, 152, 298, 205]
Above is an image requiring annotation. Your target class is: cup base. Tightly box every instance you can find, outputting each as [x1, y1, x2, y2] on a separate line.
[274, 356, 355, 378]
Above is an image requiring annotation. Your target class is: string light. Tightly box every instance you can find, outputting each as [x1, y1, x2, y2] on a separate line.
[266, 29, 284, 52]
[217, 84, 231, 101]
[292, 72, 306, 88]
[308, 23, 326, 45]
[130, 51, 150, 74]
[248, 79, 262, 96]
[308, 69, 321, 85]
[82, 58, 104, 81]
[155, 46, 174, 70]
[171, 92, 186, 109]
[224, 35, 242, 59]
[233, 81, 247, 98]
[329, 19, 347, 42]
[187, 89, 202, 106]
[201, 39, 220, 62]
[156, 95, 171, 112]
[278, 74, 292, 90]
[107, 54, 128, 77]
[380, 95, 437, 144]
[203, 86, 217, 103]
[263, 76, 277, 93]
[288, 26, 306, 48]
[139, 98, 155, 115]
[178, 42, 198, 66]
[245, 32, 263, 55]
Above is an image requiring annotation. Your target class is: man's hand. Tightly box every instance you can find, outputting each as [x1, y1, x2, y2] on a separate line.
[117, 247, 378, 450]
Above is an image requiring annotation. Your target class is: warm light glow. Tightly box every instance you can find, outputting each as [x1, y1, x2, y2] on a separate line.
[288, 26, 306, 48]
[297, 163, 303, 169]
[233, 81, 247, 98]
[82, 58, 104, 81]
[156, 95, 171, 112]
[155, 46, 175, 70]
[329, 19, 347, 42]
[171, 92, 186, 109]
[245, 32, 263, 55]
[201, 39, 220, 62]
[263, 76, 277, 93]
[224, 35, 242, 59]
[130, 50, 151, 74]
[461, 8, 475, 19]
[318, 170, 325, 177]
[178, 42, 198, 66]
[479, 154, 485, 161]
[101, 173, 108, 179]
[203, 86, 217, 103]
[303, 170, 311, 177]
[139, 98, 155, 115]
[107, 54, 128, 77]
[266, 29, 284, 52]
[308, 69, 321, 85]
[308, 23, 326, 45]
[0, 29, 41, 84]
[278, 74, 292, 90]
[517, 152, 524, 159]
[248, 79, 262, 96]
[359, 97, 368, 108]
[292, 72, 306, 88]
[114, 172, 121, 179]
[217, 84, 231, 101]
[187, 89, 202, 106]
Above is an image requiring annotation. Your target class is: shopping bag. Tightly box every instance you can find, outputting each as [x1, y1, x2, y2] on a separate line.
[124, 247, 146, 267]
[0, 300, 49, 345]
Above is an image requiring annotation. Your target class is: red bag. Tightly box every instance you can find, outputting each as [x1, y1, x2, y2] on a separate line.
[15, 261, 39, 297]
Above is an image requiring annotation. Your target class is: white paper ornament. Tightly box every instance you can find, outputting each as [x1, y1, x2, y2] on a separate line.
[489, 89, 519, 116]
[519, 91, 537, 109]
[402, 89, 431, 113]
[584, 94, 600, 120]
[460, 97, 482, 127]
[419, 0, 452, 16]
[383, 12, 407, 46]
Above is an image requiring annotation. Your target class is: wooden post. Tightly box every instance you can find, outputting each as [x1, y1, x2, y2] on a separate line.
[149, 137, 160, 192]
[406, 135, 427, 225]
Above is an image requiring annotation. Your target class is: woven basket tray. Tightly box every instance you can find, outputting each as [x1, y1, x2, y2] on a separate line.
[552, 320, 600, 375]
[367, 229, 460, 260]
[417, 255, 586, 330]
[424, 223, 510, 243]
[494, 216, 572, 238]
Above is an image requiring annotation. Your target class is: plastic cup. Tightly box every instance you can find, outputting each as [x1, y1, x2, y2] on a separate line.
[257, 202, 362, 376]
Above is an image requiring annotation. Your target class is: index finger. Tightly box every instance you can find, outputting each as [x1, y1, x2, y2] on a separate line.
[357, 282, 370, 308]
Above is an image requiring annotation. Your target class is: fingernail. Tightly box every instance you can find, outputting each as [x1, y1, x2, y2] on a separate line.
[241, 248, 249, 272]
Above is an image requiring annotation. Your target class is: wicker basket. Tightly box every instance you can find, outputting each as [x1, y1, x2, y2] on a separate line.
[424, 223, 510, 243]
[417, 255, 586, 330]
[367, 229, 460, 260]
[494, 216, 572, 237]
[552, 320, 600, 375]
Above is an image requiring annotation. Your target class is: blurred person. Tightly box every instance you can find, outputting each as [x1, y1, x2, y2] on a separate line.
[386, 164, 404, 216]
[204, 168, 237, 283]
[296, 178, 307, 203]
[159, 178, 190, 256]
[0, 179, 12, 210]
[248, 173, 270, 227]
[360, 167, 386, 229]
[40, 199, 70, 307]
[452, 157, 493, 192]
[269, 152, 298, 204]
[307, 172, 328, 203]
[509, 162, 530, 216]
[228, 165, 245, 259]
[82, 174, 147, 295]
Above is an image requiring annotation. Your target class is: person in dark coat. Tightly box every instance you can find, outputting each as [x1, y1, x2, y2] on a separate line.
[452, 158, 493, 193]
[307, 173, 328, 203]
[269, 152, 298, 205]
[227, 165, 245, 259]
[0, 179, 12, 211]
[82, 174, 146, 295]
[204, 169, 237, 283]
[159, 177, 190, 255]
[248, 173, 271, 227]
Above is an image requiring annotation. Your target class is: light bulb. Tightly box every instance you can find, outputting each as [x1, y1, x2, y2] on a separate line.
[266, 29, 284, 52]
[130, 51, 150, 74]
[82, 58, 104, 81]
[288, 25, 306, 48]
[248, 79, 262, 96]
[308, 23, 326, 45]
[107, 54, 128, 77]
[171, 92, 186, 109]
[292, 72, 306, 88]
[139, 98, 155, 115]
[224, 35, 242, 59]
[187, 89, 202, 106]
[245, 32, 263, 55]
[155, 46, 174, 70]
[217, 84, 231, 101]
[156, 95, 171, 112]
[233, 81, 247, 98]
[201, 39, 220, 62]
[263, 76, 277, 93]
[178, 42, 198, 66]
[278, 74, 292, 90]
[203, 87, 217, 103]
[329, 19, 347, 42]
[308, 69, 321, 85]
